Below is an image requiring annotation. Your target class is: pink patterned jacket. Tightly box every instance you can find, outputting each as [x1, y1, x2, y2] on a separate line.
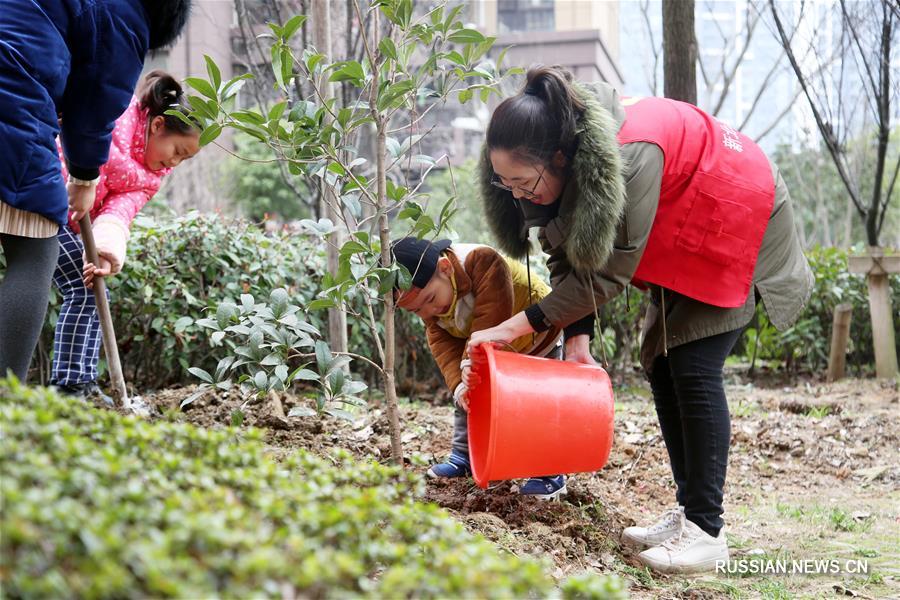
[60, 96, 172, 234]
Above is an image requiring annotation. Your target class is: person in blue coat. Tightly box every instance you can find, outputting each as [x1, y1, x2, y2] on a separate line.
[0, 0, 191, 381]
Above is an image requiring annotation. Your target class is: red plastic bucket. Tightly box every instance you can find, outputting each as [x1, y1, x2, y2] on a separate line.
[467, 344, 615, 489]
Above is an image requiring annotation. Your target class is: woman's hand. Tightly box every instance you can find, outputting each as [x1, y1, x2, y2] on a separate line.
[465, 312, 534, 356]
[564, 334, 597, 365]
[67, 181, 97, 221]
[82, 257, 112, 289]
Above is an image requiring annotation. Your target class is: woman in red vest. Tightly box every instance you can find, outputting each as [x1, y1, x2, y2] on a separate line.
[467, 66, 813, 574]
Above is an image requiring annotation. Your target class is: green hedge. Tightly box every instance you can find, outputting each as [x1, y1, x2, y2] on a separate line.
[741, 246, 900, 373]
[25, 212, 325, 388]
[19, 212, 434, 391]
[0, 378, 626, 599]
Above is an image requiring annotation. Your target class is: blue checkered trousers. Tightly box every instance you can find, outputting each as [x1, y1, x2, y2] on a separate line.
[51, 225, 108, 386]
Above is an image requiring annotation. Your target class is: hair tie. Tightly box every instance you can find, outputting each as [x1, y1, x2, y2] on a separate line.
[524, 84, 540, 96]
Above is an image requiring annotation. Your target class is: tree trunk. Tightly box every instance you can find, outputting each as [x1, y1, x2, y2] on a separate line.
[313, 0, 348, 356]
[369, 10, 403, 464]
[662, 0, 697, 104]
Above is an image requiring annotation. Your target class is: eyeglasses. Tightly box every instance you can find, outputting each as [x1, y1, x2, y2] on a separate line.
[490, 166, 545, 200]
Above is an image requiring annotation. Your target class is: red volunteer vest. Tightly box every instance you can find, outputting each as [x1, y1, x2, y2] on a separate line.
[616, 97, 775, 308]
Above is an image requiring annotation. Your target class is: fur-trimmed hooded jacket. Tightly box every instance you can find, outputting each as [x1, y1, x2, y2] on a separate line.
[479, 82, 813, 369]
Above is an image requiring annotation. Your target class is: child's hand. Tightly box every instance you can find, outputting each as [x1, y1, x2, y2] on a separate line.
[453, 383, 469, 412]
[460, 358, 482, 390]
[82, 257, 113, 289]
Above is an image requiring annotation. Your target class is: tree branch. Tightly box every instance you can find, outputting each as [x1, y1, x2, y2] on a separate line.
[768, 0, 867, 219]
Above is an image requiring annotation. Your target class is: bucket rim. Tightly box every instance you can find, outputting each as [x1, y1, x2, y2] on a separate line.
[471, 343, 500, 488]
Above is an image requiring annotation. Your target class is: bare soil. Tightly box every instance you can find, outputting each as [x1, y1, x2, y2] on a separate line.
[141, 372, 900, 599]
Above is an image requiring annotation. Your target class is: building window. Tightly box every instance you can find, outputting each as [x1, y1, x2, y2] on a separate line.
[498, 0, 555, 33]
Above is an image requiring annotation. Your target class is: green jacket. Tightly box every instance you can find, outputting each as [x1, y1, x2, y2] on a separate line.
[479, 82, 814, 370]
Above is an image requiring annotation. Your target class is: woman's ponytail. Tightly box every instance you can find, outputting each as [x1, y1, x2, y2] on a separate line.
[486, 65, 586, 169]
[137, 69, 196, 135]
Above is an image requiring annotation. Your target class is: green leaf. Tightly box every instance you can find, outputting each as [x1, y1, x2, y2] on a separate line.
[305, 52, 325, 73]
[180, 388, 208, 409]
[329, 368, 345, 395]
[282, 15, 307, 40]
[446, 51, 466, 66]
[329, 61, 366, 86]
[221, 73, 253, 100]
[378, 38, 398, 61]
[275, 364, 289, 383]
[340, 240, 369, 256]
[204, 55, 222, 90]
[269, 101, 287, 121]
[216, 302, 238, 329]
[188, 367, 214, 384]
[307, 298, 335, 311]
[253, 371, 268, 389]
[231, 409, 245, 426]
[396, 263, 413, 291]
[324, 407, 355, 421]
[385, 137, 402, 158]
[447, 28, 486, 44]
[174, 316, 193, 333]
[260, 353, 282, 366]
[396, 0, 413, 27]
[397, 202, 423, 221]
[241, 294, 255, 312]
[215, 356, 236, 381]
[458, 88, 473, 104]
[287, 406, 316, 417]
[271, 43, 285, 89]
[289, 367, 319, 382]
[315, 340, 331, 373]
[170, 105, 205, 128]
[185, 77, 217, 101]
[199, 123, 222, 147]
[377, 79, 415, 110]
[270, 288, 289, 316]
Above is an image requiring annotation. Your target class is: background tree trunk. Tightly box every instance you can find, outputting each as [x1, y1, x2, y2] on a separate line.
[312, 0, 348, 357]
[662, 0, 697, 104]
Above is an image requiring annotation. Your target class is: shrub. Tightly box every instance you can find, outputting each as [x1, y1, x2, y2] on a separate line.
[28, 211, 327, 388]
[742, 246, 900, 373]
[0, 378, 626, 598]
[188, 289, 368, 418]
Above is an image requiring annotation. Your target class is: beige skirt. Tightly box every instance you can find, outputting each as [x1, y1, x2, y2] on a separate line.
[0, 201, 59, 238]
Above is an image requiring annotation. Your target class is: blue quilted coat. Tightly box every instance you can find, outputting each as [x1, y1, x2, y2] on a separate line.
[0, 0, 157, 227]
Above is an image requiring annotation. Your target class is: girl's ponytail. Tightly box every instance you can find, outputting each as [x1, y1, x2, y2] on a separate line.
[137, 69, 196, 135]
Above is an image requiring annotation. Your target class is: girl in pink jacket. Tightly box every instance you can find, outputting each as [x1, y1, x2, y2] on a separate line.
[52, 70, 201, 401]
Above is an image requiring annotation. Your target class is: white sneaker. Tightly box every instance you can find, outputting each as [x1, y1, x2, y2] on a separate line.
[621, 505, 684, 548]
[637, 515, 729, 574]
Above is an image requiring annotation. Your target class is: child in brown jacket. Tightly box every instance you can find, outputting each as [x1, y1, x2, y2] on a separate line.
[392, 237, 566, 499]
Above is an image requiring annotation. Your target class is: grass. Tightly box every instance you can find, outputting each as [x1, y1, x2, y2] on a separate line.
[805, 405, 833, 418]
[750, 579, 792, 600]
[830, 508, 874, 533]
[617, 563, 657, 589]
[773, 503, 875, 533]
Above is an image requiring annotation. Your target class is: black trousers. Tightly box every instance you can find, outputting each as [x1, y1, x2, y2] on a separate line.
[647, 328, 743, 538]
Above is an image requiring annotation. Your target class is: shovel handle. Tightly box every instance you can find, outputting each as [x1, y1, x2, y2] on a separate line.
[79, 214, 129, 405]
